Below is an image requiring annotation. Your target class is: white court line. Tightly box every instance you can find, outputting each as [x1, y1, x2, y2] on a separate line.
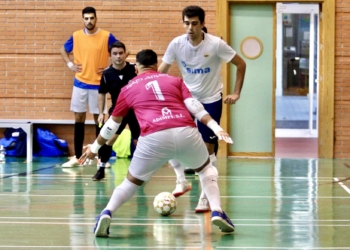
[218, 247, 350, 249]
[0, 221, 201, 226]
[0, 248, 349, 250]
[1, 216, 350, 221]
[0, 221, 349, 227]
[33, 174, 335, 179]
[1, 193, 350, 199]
[0, 216, 199, 221]
[5, 174, 335, 180]
[0, 193, 172, 197]
[0, 245, 194, 249]
[0, 247, 194, 249]
[334, 178, 350, 194]
[0, 247, 195, 249]
[1, 217, 350, 222]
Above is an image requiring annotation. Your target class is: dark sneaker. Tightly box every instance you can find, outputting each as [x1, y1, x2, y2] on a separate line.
[184, 169, 195, 174]
[211, 210, 235, 233]
[94, 210, 112, 237]
[92, 168, 105, 181]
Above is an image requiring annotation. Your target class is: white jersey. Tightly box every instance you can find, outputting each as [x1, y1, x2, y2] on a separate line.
[162, 33, 236, 103]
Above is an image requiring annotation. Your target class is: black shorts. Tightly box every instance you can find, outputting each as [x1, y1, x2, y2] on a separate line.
[196, 98, 222, 144]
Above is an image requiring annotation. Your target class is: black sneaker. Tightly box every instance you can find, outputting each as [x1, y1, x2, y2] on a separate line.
[92, 168, 105, 181]
[184, 169, 195, 174]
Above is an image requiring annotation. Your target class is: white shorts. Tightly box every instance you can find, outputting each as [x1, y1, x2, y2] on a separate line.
[129, 126, 209, 181]
[70, 86, 107, 114]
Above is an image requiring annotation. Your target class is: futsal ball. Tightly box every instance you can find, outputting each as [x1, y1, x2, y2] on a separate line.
[153, 192, 177, 216]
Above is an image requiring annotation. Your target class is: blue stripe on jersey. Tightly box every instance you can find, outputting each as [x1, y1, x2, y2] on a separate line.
[108, 33, 118, 45]
[73, 77, 99, 90]
[64, 36, 73, 53]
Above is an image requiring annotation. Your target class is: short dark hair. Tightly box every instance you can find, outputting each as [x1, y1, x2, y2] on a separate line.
[202, 26, 208, 33]
[136, 49, 158, 67]
[182, 5, 205, 23]
[108, 41, 126, 54]
[82, 7, 96, 17]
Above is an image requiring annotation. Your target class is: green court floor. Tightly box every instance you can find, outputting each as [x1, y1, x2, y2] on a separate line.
[0, 156, 349, 249]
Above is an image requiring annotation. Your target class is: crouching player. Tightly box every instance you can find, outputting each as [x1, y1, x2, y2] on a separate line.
[80, 49, 235, 237]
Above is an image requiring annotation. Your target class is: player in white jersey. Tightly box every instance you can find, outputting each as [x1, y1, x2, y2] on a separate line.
[79, 49, 235, 237]
[158, 5, 246, 212]
[161, 32, 235, 103]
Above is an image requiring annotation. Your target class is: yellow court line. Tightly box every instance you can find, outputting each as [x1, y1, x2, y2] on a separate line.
[203, 212, 213, 250]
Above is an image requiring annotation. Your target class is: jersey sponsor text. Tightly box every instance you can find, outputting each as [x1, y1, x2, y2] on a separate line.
[182, 61, 210, 75]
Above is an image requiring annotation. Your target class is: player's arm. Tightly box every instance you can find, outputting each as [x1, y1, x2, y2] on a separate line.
[158, 39, 176, 73]
[95, 115, 123, 145]
[59, 46, 71, 65]
[158, 62, 172, 73]
[60, 36, 82, 72]
[79, 115, 123, 163]
[79, 90, 130, 163]
[98, 93, 106, 125]
[184, 98, 233, 144]
[98, 75, 108, 125]
[224, 54, 246, 104]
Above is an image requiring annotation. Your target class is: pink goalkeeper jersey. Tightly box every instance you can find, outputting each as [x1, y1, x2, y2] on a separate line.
[112, 70, 196, 136]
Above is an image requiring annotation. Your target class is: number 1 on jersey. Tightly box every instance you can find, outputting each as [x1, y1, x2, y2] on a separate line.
[145, 80, 165, 101]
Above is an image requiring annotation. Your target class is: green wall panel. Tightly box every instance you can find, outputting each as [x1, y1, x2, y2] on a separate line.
[230, 5, 274, 153]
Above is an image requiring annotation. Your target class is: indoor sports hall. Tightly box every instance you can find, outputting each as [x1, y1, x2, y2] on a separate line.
[1, 0, 349, 249]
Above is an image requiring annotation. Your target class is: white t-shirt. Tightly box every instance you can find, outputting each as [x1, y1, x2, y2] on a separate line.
[162, 33, 236, 103]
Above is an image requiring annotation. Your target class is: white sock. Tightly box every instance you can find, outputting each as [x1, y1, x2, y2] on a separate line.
[199, 188, 206, 199]
[198, 164, 221, 212]
[199, 154, 218, 199]
[169, 159, 186, 182]
[104, 178, 139, 213]
[98, 162, 106, 169]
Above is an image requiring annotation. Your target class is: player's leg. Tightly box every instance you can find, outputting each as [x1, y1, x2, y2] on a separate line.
[92, 109, 137, 181]
[94, 109, 139, 181]
[196, 161, 234, 233]
[92, 106, 114, 180]
[74, 112, 87, 158]
[62, 86, 88, 167]
[174, 127, 234, 232]
[89, 88, 106, 134]
[195, 98, 222, 212]
[94, 170, 143, 237]
[171, 126, 208, 197]
[94, 130, 174, 237]
[92, 111, 128, 181]
[88, 89, 106, 167]
[170, 158, 192, 197]
[214, 140, 219, 155]
[169, 126, 192, 195]
[92, 134, 118, 181]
